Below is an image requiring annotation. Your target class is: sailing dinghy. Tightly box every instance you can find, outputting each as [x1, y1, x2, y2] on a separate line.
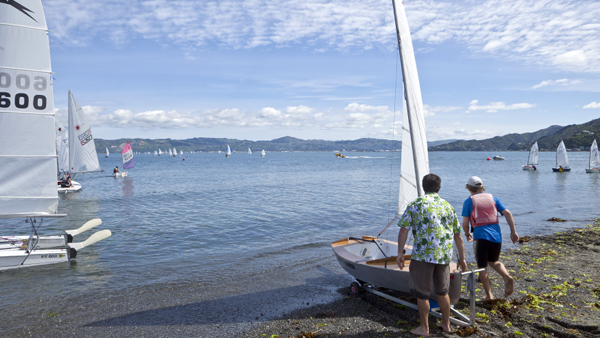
[113, 142, 133, 177]
[522, 142, 539, 170]
[105, 148, 109, 158]
[552, 141, 571, 172]
[226, 145, 232, 158]
[0, 0, 111, 270]
[248, 148, 252, 155]
[261, 149, 266, 157]
[331, 0, 463, 306]
[586, 140, 599, 173]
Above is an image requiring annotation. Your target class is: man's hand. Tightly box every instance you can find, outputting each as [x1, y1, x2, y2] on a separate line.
[396, 254, 405, 270]
[511, 232, 519, 244]
[459, 259, 468, 272]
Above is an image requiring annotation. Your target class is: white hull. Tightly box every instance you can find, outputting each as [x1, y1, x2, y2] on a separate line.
[493, 156, 505, 160]
[0, 235, 66, 250]
[0, 248, 72, 270]
[586, 168, 600, 173]
[58, 180, 82, 193]
[332, 236, 462, 304]
[522, 165, 536, 171]
[112, 172, 128, 178]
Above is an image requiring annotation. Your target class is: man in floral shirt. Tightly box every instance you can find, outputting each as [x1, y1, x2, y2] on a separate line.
[396, 173, 467, 336]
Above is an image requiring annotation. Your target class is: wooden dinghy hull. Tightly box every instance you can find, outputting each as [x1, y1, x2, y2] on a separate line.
[332, 236, 463, 304]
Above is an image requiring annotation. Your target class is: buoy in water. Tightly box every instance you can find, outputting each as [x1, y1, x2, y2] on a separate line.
[487, 158, 491, 161]
[183, 158, 185, 161]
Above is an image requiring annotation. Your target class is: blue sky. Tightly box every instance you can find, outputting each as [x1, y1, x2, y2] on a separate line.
[42, 0, 600, 141]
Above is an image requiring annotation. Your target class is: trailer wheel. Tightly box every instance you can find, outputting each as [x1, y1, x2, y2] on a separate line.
[350, 282, 361, 297]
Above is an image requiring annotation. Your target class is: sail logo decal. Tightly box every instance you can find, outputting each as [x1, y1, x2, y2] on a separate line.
[78, 128, 93, 146]
[0, 0, 38, 22]
[123, 150, 133, 162]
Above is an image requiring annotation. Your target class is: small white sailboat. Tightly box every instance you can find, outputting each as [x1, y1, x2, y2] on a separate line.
[0, 0, 111, 271]
[172, 147, 177, 157]
[332, 0, 463, 306]
[158, 148, 163, 156]
[153, 150, 157, 157]
[523, 142, 539, 170]
[226, 145, 232, 158]
[55, 119, 69, 175]
[552, 141, 571, 172]
[105, 148, 109, 158]
[179, 149, 183, 157]
[585, 139, 599, 173]
[248, 148, 252, 155]
[168, 148, 173, 157]
[261, 149, 266, 157]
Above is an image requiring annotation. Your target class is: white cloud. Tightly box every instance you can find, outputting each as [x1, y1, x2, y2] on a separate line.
[259, 107, 281, 118]
[531, 78, 582, 89]
[44, 0, 600, 72]
[467, 100, 536, 113]
[583, 102, 600, 109]
[422, 104, 461, 117]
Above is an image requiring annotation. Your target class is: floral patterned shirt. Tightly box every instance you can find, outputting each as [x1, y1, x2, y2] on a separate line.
[397, 193, 460, 265]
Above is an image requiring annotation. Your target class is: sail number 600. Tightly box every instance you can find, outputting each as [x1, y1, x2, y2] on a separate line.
[0, 72, 48, 110]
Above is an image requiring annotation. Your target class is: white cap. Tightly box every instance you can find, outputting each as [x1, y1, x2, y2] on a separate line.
[467, 176, 483, 187]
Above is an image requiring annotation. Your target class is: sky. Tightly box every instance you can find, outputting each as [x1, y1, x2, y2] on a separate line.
[38, 0, 600, 142]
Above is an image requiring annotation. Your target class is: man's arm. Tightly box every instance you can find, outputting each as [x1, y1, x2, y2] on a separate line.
[501, 209, 519, 244]
[453, 232, 468, 271]
[396, 227, 410, 269]
[462, 217, 473, 242]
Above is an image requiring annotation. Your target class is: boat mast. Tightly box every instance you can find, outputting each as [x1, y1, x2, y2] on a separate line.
[392, 0, 425, 197]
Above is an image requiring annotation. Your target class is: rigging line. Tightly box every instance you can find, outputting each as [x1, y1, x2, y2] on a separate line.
[387, 46, 400, 225]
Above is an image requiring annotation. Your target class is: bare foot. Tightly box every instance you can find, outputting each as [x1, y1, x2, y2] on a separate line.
[483, 295, 495, 301]
[436, 322, 455, 333]
[504, 276, 514, 297]
[410, 326, 429, 336]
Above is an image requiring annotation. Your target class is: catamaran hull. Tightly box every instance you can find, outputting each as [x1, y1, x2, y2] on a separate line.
[0, 235, 68, 250]
[58, 181, 82, 193]
[0, 248, 74, 271]
[332, 237, 462, 304]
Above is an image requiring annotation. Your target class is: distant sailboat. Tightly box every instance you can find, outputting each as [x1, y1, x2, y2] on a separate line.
[168, 148, 173, 157]
[55, 119, 69, 175]
[248, 148, 252, 155]
[172, 148, 177, 157]
[158, 148, 163, 156]
[226, 145, 232, 158]
[522, 142, 539, 171]
[586, 140, 599, 173]
[552, 141, 571, 172]
[261, 149, 266, 157]
[105, 148, 109, 158]
[153, 151, 157, 157]
[114, 142, 133, 177]
[179, 150, 183, 157]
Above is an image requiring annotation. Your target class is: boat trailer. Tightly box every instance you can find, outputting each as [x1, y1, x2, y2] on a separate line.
[351, 269, 485, 327]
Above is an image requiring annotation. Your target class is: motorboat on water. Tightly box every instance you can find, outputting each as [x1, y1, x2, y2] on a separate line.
[335, 152, 346, 158]
[493, 155, 505, 160]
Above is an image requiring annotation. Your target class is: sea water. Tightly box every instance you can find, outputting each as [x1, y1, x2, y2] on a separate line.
[1, 151, 598, 332]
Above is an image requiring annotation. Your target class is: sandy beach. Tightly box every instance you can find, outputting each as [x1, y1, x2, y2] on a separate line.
[3, 220, 599, 338]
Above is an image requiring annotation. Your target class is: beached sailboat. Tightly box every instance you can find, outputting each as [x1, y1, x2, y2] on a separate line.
[248, 148, 252, 155]
[226, 145, 232, 158]
[0, 0, 111, 270]
[261, 149, 266, 157]
[331, 0, 463, 304]
[552, 141, 571, 172]
[114, 142, 133, 177]
[585, 140, 599, 173]
[522, 142, 539, 171]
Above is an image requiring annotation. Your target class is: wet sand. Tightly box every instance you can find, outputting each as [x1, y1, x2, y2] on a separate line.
[3, 221, 599, 337]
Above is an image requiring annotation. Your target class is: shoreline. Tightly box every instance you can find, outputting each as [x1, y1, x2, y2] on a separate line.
[241, 220, 600, 337]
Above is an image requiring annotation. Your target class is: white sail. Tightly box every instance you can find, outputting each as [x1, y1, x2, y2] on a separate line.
[0, 0, 60, 217]
[248, 148, 252, 155]
[590, 140, 599, 169]
[226, 145, 232, 155]
[556, 141, 570, 168]
[393, 1, 429, 215]
[168, 148, 172, 156]
[153, 151, 157, 157]
[261, 149, 266, 157]
[158, 148, 162, 155]
[179, 150, 183, 156]
[105, 148, 109, 157]
[528, 142, 539, 166]
[68, 91, 101, 173]
[172, 147, 177, 157]
[55, 119, 69, 174]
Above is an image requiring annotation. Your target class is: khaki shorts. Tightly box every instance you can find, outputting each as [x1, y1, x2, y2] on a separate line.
[409, 260, 450, 299]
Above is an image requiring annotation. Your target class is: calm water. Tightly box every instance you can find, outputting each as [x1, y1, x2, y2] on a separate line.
[1, 151, 598, 331]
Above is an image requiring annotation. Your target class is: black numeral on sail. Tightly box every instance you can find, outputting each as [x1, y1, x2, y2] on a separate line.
[0, 92, 47, 110]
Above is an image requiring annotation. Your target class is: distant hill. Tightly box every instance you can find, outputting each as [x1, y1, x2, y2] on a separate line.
[429, 125, 566, 151]
[95, 137, 458, 153]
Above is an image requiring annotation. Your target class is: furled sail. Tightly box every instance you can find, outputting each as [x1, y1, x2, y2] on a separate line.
[393, 1, 430, 215]
[528, 142, 539, 166]
[0, 0, 60, 217]
[68, 91, 101, 173]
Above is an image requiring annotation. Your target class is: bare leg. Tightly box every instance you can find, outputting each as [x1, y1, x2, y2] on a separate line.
[489, 261, 514, 297]
[479, 268, 494, 300]
[411, 298, 430, 336]
[436, 294, 452, 332]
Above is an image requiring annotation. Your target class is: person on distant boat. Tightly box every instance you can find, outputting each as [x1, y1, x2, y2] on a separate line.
[60, 172, 72, 188]
[559, 165, 563, 172]
[462, 176, 519, 301]
[532, 165, 537, 171]
[396, 173, 467, 336]
[113, 166, 119, 174]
